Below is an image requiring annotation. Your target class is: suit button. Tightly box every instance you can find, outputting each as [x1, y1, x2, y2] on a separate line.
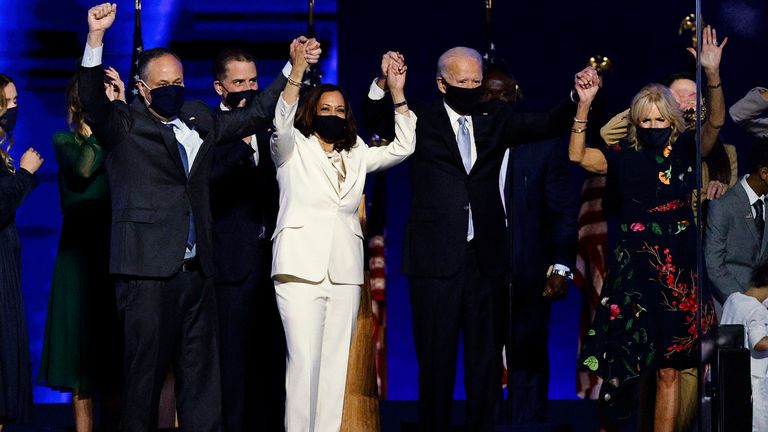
[463, 205, 470, 211]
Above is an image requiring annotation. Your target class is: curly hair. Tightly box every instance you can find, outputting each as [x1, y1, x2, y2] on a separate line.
[627, 83, 685, 150]
[295, 84, 358, 152]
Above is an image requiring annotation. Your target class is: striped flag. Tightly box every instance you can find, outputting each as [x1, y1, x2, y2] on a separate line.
[366, 136, 389, 398]
[128, 0, 144, 103]
[573, 173, 608, 400]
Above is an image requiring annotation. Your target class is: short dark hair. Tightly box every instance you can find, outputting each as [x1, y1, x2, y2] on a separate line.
[295, 84, 358, 153]
[663, 72, 695, 87]
[213, 48, 255, 81]
[753, 261, 768, 288]
[137, 48, 181, 82]
[749, 141, 768, 173]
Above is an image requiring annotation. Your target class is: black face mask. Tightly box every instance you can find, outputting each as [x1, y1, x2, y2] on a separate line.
[442, 79, 483, 114]
[224, 89, 259, 109]
[636, 127, 673, 149]
[312, 115, 348, 142]
[0, 106, 18, 133]
[147, 85, 185, 119]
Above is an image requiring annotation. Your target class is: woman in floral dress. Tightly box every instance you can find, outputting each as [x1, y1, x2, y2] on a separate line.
[569, 81, 716, 431]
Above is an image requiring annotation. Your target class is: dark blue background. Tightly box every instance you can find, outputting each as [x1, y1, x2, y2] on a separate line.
[2, 0, 766, 404]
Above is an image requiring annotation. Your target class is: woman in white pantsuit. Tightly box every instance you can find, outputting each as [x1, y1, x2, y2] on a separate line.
[271, 41, 415, 432]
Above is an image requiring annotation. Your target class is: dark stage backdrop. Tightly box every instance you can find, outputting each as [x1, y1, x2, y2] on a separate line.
[2, 0, 766, 404]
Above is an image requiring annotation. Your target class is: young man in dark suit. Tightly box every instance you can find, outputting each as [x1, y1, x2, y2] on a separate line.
[209, 48, 285, 432]
[78, 4, 318, 431]
[363, 48, 596, 431]
[484, 65, 579, 427]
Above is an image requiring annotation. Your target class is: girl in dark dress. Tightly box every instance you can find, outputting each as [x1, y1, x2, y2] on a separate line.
[0, 73, 44, 428]
[38, 72, 124, 432]
[569, 81, 716, 431]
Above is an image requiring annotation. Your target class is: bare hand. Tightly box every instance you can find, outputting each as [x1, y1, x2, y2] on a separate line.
[104, 66, 125, 102]
[289, 37, 310, 72]
[542, 274, 568, 300]
[688, 25, 727, 72]
[379, 51, 405, 84]
[386, 60, 407, 92]
[19, 148, 44, 174]
[705, 180, 728, 200]
[88, 3, 116, 33]
[304, 38, 322, 65]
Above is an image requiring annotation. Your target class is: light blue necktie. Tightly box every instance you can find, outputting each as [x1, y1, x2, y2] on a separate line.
[168, 122, 196, 253]
[457, 116, 474, 240]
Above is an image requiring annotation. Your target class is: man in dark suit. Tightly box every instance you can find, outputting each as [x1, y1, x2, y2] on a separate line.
[483, 65, 579, 426]
[363, 48, 595, 430]
[209, 48, 285, 432]
[78, 4, 315, 431]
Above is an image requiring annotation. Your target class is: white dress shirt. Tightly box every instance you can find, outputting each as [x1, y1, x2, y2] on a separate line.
[741, 174, 766, 220]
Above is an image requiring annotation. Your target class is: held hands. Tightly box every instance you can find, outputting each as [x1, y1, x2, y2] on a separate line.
[19, 148, 44, 174]
[386, 58, 407, 93]
[377, 51, 406, 90]
[104, 66, 125, 103]
[689, 26, 727, 73]
[289, 36, 322, 72]
[574, 66, 600, 105]
[88, 3, 116, 33]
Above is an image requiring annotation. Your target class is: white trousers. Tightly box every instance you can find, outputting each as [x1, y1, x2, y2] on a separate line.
[275, 278, 360, 432]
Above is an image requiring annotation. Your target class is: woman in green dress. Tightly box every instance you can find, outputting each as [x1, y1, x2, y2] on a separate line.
[38, 70, 124, 432]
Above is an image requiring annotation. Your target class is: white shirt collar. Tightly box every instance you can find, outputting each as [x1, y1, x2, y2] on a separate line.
[741, 174, 765, 205]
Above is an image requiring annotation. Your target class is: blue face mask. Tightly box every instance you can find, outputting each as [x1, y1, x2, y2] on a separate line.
[0, 106, 18, 133]
[142, 81, 185, 119]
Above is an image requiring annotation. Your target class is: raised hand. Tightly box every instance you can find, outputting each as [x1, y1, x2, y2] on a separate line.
[386, 61, 407, 93]
[574, 67, 599, 104]
[377, 51, 405, 89]
[688, 25, 727, 72]
[104, 66, 125, 102]
[88, 3, 116, 33]
[19, 147, 44, 174]
[304, 38, 322, 65]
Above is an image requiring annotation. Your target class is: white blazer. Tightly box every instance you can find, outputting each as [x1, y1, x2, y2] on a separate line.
[270, 94, 417, 285]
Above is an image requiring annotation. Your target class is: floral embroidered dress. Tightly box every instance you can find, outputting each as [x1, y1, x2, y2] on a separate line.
[581, 131, 716, 394]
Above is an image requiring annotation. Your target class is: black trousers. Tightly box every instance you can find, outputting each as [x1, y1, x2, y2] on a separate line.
[216, 263, 286, 432]
[506, 290, 551, 424]
[115, 267, 221, 432]
[409, 244, 507, 432]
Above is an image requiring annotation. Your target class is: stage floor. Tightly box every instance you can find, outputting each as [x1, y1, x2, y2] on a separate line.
[3, 400, 602, 432]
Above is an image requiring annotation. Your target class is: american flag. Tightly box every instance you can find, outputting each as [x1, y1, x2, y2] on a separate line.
[128, 0, 144, 102]
[573, 173, 608, 400]
[366, 136, 389, 398]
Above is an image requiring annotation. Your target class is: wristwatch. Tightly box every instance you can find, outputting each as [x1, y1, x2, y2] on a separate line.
[546, 265, 574, 280]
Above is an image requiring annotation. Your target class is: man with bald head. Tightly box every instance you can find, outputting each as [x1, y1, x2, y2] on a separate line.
[364, 47, 595, 430]
[77, 4, 318, 431]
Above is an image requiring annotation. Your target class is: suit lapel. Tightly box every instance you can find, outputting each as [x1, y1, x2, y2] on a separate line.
[305, 135, 343, 194]
[339, 150, 358, 200]
[432, 102, 465, 172]
[183, 106, 210, 179]
[471, 110, 493, 174]
[736, 185, 762, 244]
[157, 119, 188, 179]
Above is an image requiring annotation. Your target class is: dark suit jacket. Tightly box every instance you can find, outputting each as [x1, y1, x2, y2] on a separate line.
[505, 140, 579, 296]
[210, 125, 278, 284]
[363, 96, 574, 277]
[79, 65, 286, 278]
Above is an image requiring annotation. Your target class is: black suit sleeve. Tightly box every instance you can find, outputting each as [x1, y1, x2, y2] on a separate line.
[213, 74, 287, 144]
[0, 168, 38, 226]
[78, 66, 132, 151]
[544, 145, 579, 269]
[361, 94, 396, 141]
[501, 97, 576, 146]
[210, 140, 256, 182]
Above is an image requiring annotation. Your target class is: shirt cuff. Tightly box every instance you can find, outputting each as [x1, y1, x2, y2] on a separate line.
[553, 264, 571, 274]
[82, 43, 103, 68]
[368, 79, 386, 100]
[282, 62, 292, 79]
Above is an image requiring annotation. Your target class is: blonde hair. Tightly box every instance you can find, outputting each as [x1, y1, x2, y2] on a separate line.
[627, 83, 685, 150]
[0, 73, 14, 172]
